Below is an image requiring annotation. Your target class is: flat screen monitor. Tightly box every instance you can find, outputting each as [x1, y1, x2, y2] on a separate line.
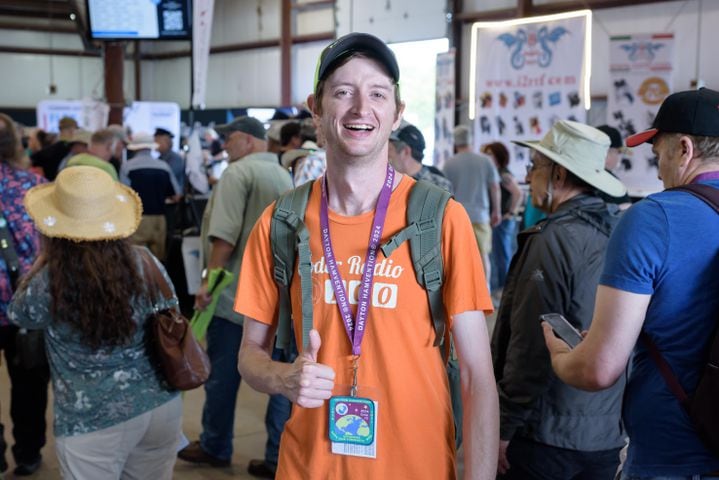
[87, 0, 192, 40]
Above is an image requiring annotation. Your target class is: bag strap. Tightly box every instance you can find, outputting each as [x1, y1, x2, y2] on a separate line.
[381, 180, 451, 356]
[270, 181, 313, 351]
[671, 184, 719, 213]
[640, 183, 719, 412]
[137, 247, 174, 308]
[0, 212, 20, 290]
[640, 331, 690, 409]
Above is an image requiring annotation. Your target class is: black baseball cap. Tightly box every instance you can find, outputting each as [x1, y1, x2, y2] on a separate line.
[215, 116, 266, 141]
[154, 127, 174, 138]
[314, 33, 400, 93]
[390, 124, 425, 161]
[626, 87, 719, 147]
[596, 125, 622, 149]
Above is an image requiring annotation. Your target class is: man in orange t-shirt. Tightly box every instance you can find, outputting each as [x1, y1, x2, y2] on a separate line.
[236, 32, 499, 479]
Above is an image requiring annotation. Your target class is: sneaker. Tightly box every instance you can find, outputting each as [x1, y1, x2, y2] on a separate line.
[13, 457, 42, 476]
[177, 441, 230, 467]
[247, 459, 276, 479]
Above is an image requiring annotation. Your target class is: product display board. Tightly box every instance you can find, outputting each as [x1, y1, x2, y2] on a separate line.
[123, 101, 181, 151]
[608, 33, 674, 197]
[470, 11, 591, 179]
[36, 99, 109, 133]
[434, 49, 455, 170]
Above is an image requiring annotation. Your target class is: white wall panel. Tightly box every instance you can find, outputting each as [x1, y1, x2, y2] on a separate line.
[335, 0, 446, 42]
[293, 42, 326, 105]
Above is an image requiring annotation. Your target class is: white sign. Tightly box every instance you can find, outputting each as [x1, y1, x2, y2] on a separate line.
[36, 99, 109, 133]
[434, 50, 455, 170]
[608, 33, 674, 197]
[123, 101, 181, 151]
[470, 11, 591, 179]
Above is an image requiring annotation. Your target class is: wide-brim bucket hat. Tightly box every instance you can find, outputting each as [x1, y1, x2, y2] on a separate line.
[24, 166, 143, 241]
[513, 120, 627, 198]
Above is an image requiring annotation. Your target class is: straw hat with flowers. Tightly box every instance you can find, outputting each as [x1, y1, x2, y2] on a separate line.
[24, 166, 142, 241]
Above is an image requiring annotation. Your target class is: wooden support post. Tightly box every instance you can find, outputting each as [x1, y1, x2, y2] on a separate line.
[281, 0, 292, 106]
[104, 42, 124, 125]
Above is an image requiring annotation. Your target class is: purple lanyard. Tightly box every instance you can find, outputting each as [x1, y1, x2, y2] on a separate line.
[692, 171, 719, 183]
[320, 164, 395, 356]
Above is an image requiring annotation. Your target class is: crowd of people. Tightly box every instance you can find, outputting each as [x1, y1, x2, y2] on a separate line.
[0, 31, 718, 480]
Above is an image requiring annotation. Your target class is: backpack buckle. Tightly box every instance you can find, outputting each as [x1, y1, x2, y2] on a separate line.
[423, 268, 442, 291]
[417, 218, 436, 233]
[273, 264, 289, 286]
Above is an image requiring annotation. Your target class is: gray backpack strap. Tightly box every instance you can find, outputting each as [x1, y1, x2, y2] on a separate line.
[381, 180, 451, 354]
[270, 181, 314, 351]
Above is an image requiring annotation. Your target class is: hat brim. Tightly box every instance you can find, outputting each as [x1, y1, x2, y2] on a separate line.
[281, 149, 312, 168]
[626, 128, 658, 147]
[514, 139, 628, 198]
[25, 181, 143, 241]
[126, 142, 158, 151]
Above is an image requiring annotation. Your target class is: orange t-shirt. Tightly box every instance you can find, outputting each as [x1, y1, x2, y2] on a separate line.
[236, 175, 492, 480]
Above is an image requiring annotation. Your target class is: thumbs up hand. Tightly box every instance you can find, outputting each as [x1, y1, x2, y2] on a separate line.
[285, 329, 336, 408]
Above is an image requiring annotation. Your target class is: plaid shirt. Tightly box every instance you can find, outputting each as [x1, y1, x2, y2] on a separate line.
[0, 162, 44, 326]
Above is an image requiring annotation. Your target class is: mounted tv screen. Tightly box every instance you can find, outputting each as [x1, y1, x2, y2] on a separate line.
[87, 0, 192, 40]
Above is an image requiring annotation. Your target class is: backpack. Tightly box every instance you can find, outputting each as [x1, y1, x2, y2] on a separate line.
[269, 179, 452, 358]
[641, 183, 719, 457]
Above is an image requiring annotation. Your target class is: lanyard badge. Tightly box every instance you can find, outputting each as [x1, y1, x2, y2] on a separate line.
[320, 165, 394, 455]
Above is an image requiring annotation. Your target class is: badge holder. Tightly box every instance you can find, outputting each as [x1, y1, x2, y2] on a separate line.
[328, 357, 378, 458]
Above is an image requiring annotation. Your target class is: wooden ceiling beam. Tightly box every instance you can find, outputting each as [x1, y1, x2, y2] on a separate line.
[455, 0, 678, 23]
[140, 32, 335, 61]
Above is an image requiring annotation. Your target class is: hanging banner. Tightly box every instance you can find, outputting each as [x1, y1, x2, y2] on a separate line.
[470, 10, 591, 179]
[434, 49, 455, 170]
[608, 33, 673, 197]
[192, 0, 214, 109]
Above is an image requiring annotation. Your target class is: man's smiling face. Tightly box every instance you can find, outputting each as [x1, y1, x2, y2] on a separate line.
[313, 55, 403, 164]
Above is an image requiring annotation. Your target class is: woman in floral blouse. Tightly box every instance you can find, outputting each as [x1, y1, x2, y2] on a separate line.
[9, 166, 182, 479]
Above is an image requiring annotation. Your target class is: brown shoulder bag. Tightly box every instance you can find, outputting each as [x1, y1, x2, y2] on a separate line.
[140, 249, 211, 391]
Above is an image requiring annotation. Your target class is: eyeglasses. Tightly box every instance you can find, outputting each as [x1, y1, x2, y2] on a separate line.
[525, 161, 553, 174]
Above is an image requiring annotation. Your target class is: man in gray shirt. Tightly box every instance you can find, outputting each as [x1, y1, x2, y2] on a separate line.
[444, 125, 501, 285]
[178, 116, 293, 468]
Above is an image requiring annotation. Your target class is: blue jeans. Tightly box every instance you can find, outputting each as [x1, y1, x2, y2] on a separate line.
[501, 436, 621, 480]
[491, 218, 518, 292]
[199, 316, 243, 461]
[263, 341, 297, 467]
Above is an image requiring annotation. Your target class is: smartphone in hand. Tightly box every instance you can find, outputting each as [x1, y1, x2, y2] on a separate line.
[540, 313, 583, 349]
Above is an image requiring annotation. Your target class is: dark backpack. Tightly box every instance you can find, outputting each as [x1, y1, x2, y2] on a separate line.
[269, 179, 452, 358]
[641, 183, 719, 457]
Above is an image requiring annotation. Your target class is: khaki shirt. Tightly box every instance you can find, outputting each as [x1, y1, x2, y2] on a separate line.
[201, 152, 292, 323]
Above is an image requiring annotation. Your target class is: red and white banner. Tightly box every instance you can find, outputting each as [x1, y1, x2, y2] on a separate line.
[471, 11, 591, 179]
[608, 33, 674, 196]
[192, 0, 215, 109]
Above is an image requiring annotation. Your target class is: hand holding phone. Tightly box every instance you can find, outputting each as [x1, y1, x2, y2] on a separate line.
[540, 313, 583, 349]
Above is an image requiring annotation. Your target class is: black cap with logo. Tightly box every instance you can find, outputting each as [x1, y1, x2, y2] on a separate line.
[626, 87, 719, 147]
[314, 33, 400, 92]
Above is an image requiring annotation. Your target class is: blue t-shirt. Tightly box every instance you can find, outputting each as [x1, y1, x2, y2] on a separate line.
[600, 179, 719, 477]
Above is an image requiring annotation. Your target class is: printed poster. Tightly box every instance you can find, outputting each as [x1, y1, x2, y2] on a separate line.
[608, 33, 674, 196]
[434, 49, 455, 170]
[471, 11, 590, 179]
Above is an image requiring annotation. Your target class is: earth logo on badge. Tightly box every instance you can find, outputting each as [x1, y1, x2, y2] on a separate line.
[335, 403, 349, 416]
[335, 414, 371, 439]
